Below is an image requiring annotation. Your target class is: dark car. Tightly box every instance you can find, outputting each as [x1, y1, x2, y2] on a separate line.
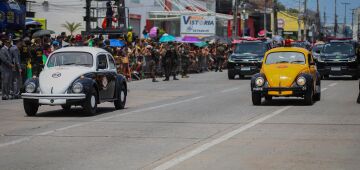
[291, 41, 311, 50]
[227, 40, 272, 79]
[316, 40, 359, 79]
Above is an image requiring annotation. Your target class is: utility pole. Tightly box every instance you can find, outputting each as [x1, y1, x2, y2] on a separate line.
[352, 9, 355, 39]
[264, 0, 267, 37]
[334, 0, 338, 36]
[341, 2, 350, 37]
[273, 0, 278, 36]
[298, 0, 302, 40]
[303, 0, 307, 41]
[316, 0, 321, 40]
[232, 0, 239, 38]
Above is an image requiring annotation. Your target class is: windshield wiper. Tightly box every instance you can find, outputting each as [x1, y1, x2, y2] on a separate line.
[290, 60, 304, 64]
[275, 61, 289, 64]
[63, 63, 76, 65]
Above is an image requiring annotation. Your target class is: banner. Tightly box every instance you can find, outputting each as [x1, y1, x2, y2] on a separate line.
[180, 15, 216, 36]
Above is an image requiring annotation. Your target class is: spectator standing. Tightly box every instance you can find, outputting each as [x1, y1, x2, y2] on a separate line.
[0, 38, 14, 100]
[10, 38, 23, 99]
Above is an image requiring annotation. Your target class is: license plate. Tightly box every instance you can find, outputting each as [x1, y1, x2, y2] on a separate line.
[331, 67, 341, 71]
[241, 67, 251, 71]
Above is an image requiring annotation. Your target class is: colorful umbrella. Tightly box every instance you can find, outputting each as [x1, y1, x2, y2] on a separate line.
[149, 27, 158, 38]
[109, 39, 125, 47]
[159, 34, 176, 43]
[194, 41, 208, 48]
[179, 36, 200, 43]
[25, 19, 42, 26]
[32, 30, 55, 37]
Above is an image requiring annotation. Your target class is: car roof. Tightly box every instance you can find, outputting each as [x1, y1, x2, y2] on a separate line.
[266, 47, 310, 55]
[53, 47, 109, 56]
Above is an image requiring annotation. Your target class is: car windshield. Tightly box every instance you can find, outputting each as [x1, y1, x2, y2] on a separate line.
[265, 52, 306, 64]
[47, 52, 93, 68]
[322, 43, 355, 55]
[235, 42, 267, 55]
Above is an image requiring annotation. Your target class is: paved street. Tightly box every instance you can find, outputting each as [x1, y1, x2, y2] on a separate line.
[0, 72, 359, 170]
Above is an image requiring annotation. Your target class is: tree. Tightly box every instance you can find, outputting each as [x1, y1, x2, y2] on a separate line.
[61, 21, 82, 36]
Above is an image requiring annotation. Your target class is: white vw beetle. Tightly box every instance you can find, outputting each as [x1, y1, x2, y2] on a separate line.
[22, 47, 127, 116]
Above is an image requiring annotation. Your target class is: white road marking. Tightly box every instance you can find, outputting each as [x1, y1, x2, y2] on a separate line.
[221, 88, 240, 93]
[0, 96, 205, 148]
[153, 106, 292, 170]
[321, 88, 328, 92]
[328, 83, 338, 87]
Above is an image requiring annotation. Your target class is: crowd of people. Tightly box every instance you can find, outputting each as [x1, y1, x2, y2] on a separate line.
[0, 32, 233, 100]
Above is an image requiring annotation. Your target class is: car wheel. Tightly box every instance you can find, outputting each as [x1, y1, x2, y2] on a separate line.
[114, 84, 127, 110]
[83, 88, 98, 116]
[314, 79, 321, 101]
[228, 73, 235, 80]
[304, 88, 314, 105]
[351, 74, 358, 80]
[265, 95, 272, 101]
[252, 93, 262, 105]
[61, 105, 71, 111]
[239, 75, 245, 79]
[357, 93, 360, 104]
[23, 99, 39, 117]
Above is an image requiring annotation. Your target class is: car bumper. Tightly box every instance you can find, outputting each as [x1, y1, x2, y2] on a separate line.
[228, 62, 261, 75]
[22, 93, 86, 105]
[317, 62, 359, 76]
[252, 86, 308, 96]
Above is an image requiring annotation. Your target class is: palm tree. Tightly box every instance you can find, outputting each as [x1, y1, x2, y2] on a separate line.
[61, 21, 82, 36]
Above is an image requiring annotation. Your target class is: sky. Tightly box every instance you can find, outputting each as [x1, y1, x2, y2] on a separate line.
[278, 0, 360, 25]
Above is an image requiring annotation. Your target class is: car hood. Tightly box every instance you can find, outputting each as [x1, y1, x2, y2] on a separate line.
[39, 66, 91, 94]
[262, 64, 308, 87]
[321, 53, 353, 59]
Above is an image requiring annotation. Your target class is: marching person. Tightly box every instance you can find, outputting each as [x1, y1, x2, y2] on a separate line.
[180, 44, 190, 78]
[148, 44, 159, 82]
[162, 43, 178, 81]
[215, 43, 225, 72]
[10, 38, 23, 99]
[0, 38, 14, 100]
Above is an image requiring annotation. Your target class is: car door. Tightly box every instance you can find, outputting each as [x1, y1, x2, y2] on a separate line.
[106, 54, 117, 99]
[96, 54, 110, 100]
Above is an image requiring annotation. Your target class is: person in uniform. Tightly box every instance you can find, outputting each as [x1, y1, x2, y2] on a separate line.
[171, 43, 179, 80]
[0, 38, 14, 100]
[162, 43, 178, 81]
[30, 39, 43, 76]
[180, 44, 190, 78]
[10, 38, 23, 99]
[215, 43, 225, 72]
[148, 44, 159, 82]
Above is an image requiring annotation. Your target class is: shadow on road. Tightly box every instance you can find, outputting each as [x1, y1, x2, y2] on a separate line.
[35, 107, 120, 117]
[260, 98, 318, 106]
[322, 76, 359, 81]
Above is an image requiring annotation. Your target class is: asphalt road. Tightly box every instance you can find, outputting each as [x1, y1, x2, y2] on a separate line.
[0, 72, 359, 170]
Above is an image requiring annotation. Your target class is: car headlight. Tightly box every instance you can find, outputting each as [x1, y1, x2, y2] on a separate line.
[228, 57, 234, 62]
[25, 82, 36, 93]
[317, 57, 324, 62]
[296, 76, 306, 86]
[255, 77, 265, 87]
[72, 82, 83, 93]
[349, 56, 357, 62]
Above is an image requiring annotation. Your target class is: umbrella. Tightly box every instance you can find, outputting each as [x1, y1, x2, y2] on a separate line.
[149, 27, 158, 38]
[25, 19, 42, 27]
[200, 35, 219, 42]
[109, 39, 125, 47]
[179, 36, 200, 43]
[194, 41, 208, 48]
[159, 34, 176, 43]
[32, 30, 55, 37]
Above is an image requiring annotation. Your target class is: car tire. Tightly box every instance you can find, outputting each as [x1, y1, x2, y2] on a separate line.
[239, 75, 245, 79]
[351, 74, 358, 80]
[252, 93, 262, 105]
[228, 73, 235, 80]
[61, 105, 71, 111]
[357, 93, 360, 104]
[265, 95, 272, 101]
[23, 99, 39, 117]
[114, 84, 126, 110]
[304, 88, 314, 105]
[313, 78, 321, 101]
[83, 88, 98, 116]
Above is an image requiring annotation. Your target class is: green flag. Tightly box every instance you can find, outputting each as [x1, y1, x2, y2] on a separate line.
[26, 60, 32, 79]
[42, 54, 47, 65]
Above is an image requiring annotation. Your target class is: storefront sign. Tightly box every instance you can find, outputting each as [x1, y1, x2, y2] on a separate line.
[180, 15, 215, 35]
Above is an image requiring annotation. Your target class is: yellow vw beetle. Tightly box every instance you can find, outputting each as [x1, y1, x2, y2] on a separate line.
[251, 46, 321, 105]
